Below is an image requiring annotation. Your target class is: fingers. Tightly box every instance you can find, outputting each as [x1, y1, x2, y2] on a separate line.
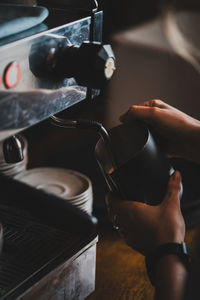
[106, 193, 135, 227]
[106, 193, 136, 235]
[162, 171, 182, 207]
[106, 192, 146, 224]
[105, 192, 122, 222]
[120, 99, 167, 123]
[138, 99, 168, 108]
[120, 105, 150, 123]
[120, 104, 159, 124]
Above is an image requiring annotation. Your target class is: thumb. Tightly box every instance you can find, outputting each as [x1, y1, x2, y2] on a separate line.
[162, 171, 182, 207]
[120, 105, 158, 123]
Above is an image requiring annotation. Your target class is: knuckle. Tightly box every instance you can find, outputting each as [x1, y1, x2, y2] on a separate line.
[129, 106, 137, 114]
[165, 188, 179, 201]
[150, 99, 163, 107]
[167, 189, 178, 198]
[150, 106, 160, 117]
[166, 181, 180, 194]
[169, 181, 181, 192]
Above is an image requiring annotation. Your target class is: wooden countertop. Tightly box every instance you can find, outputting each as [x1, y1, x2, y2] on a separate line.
[87, 226, 199, 300]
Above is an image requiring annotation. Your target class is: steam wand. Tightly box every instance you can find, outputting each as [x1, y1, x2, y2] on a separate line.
[50, 115, 117, 170]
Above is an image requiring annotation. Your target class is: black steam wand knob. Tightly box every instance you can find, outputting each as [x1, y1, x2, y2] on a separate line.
[50, 41, 116, 89]
[3, 135, 24, 163]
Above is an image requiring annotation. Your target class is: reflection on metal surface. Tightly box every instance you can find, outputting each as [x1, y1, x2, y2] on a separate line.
[0, 86, 86, 142]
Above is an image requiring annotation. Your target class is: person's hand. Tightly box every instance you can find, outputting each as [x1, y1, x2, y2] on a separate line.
[120, 99, 200, 163]
[106, 171, 185, 256]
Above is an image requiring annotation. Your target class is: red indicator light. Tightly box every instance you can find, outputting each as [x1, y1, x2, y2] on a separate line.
[4, 62, 21, 89]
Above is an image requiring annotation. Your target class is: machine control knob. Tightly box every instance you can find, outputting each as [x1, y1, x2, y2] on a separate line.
[3, 135, 24, 163]
[51, 41, 116, 89]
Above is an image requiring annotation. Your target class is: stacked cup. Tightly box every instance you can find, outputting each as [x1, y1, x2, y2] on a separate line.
[0, 135, 28, 177]
[14, 167, 93, 215]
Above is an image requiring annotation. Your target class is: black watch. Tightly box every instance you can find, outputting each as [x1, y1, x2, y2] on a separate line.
[145, 242, 191, 286]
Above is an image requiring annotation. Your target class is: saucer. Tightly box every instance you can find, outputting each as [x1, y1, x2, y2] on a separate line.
[14, 167, 93, 214]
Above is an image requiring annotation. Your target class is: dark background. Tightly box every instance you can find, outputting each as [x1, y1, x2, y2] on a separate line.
[4, 0, 163, 39]
[99, 0, 161, 40]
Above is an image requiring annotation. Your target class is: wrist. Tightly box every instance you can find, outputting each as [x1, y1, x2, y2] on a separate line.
[145, 242, 191, 286]
[155, 255, 188, 300]
[155, 254, 188, 274]
[154, 233, 185, 250]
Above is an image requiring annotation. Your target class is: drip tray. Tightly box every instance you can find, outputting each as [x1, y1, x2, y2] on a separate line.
[0, 205, 97, 300]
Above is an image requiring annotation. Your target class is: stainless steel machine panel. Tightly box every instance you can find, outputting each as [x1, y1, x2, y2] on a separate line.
[0, 10, 103, 141]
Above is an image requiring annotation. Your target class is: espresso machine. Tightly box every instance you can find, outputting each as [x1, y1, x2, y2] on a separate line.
[0, 1, 116, 299]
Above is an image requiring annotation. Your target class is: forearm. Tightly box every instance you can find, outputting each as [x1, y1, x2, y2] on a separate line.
[155, 255, 188, 300]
